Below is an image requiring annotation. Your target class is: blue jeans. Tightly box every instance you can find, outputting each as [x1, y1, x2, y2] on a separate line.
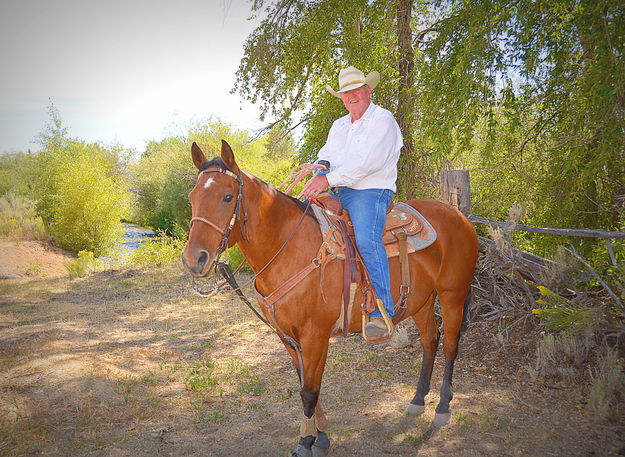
[333, 187, 394, 319]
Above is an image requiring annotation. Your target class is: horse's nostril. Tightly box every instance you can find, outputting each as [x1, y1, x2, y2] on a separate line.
[197, 250, 209, 271]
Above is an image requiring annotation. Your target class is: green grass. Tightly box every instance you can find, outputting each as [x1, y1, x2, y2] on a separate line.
[238, 374, 267, 395]
[185, 359, 218, 392]
[454, 412, 471, 427]
[403, 433, 424, 447]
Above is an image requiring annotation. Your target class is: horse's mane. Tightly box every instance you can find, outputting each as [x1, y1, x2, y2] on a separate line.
[199, 158, 314, 217]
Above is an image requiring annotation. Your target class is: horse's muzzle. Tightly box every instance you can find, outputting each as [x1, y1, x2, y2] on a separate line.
[181, 248, 215, 277]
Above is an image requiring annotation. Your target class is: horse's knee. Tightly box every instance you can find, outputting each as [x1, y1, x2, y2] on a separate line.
[300, 389, 319, 418]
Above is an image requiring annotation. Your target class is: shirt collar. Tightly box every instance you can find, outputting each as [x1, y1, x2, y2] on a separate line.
[359, 102, 377, 121]
[340, 102, 377, 126]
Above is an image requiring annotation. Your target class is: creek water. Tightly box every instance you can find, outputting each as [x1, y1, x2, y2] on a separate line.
[100, 223, 156, 265]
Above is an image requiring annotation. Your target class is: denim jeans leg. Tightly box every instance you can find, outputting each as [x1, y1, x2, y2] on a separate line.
[337, 188, 394, 319]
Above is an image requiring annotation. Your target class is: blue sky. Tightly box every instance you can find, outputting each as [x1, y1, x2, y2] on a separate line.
[0, 0, 263, 153]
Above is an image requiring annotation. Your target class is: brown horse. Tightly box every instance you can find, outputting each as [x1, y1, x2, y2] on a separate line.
[182, 140, 478, 457]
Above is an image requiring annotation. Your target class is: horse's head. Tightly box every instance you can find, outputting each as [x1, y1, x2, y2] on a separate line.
[181, 140, 246, 277]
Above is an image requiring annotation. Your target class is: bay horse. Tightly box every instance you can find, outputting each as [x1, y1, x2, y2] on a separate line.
[182, 140, 478, 457]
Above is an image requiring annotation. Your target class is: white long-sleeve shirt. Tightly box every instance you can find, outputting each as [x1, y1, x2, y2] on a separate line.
[317, 102, 403, 192]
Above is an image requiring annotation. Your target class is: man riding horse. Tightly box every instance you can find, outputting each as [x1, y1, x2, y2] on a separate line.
[300, 65, 403, 341]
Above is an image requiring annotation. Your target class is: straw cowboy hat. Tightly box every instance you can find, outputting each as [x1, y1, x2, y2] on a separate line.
[326, 66, 380, 97]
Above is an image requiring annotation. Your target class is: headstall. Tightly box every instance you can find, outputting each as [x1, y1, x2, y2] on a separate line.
[189, 166, 249, 264]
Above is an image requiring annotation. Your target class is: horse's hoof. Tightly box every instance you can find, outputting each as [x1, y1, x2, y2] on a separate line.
[433, 411, 451, 427]
[292, 443, 313, 457]
[406, 403, 425, 416]
[312, 431, 330, 457]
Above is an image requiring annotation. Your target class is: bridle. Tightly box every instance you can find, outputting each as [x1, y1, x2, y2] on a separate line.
[189, 166, 249, 263]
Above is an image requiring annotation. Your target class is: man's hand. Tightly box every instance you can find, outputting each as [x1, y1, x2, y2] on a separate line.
[300, 174, 329, 200]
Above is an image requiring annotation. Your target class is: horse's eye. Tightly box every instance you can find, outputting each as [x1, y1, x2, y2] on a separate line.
[223, 194, 234, 203]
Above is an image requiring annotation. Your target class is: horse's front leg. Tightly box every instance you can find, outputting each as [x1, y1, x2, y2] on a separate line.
[286, 333, 331, 457]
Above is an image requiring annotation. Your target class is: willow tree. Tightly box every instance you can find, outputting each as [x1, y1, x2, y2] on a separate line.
[235, 0, 422, 195]
[413, 0, 624, 256]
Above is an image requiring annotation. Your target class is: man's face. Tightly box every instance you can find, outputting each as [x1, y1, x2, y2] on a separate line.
[339, 85, 372, 120]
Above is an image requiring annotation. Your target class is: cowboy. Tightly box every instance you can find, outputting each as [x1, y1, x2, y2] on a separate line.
[301, 65, 403, 340]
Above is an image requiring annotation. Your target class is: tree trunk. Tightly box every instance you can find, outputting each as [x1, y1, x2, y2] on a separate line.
[396, 0, 416, 199]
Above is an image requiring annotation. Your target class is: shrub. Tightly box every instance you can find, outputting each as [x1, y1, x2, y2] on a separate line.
[124, 232, 185, 267]
[35, 110, 130, 255]
[226, 245, 251, 271]
[0, 193, 47, 240]
[588, 347, 625, 422]
[532, 286, 597, 334]
[64, 250, 101, 278]
[0, 152, 38, 198]
[131, 119, 294, 236]
[527, 333, 593, 382]
[44, 150, 129, 254]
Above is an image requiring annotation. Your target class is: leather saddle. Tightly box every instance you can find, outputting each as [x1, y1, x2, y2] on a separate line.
[312, 194, 431, 259]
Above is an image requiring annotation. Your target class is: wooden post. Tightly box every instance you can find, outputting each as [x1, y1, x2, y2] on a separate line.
[441, 170, 472, 216]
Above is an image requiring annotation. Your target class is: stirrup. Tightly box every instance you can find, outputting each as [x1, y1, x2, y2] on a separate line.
[362, 299, 394, 342]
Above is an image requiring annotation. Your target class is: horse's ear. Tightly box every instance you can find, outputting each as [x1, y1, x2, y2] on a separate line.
[191, 142, 207, 170]
[220, 140, 239, 173]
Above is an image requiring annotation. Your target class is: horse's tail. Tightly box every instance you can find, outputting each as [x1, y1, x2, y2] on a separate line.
[460, 288, 472, 335]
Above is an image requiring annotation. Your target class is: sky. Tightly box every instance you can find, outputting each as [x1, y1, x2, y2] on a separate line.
[0, 0, 264, 153]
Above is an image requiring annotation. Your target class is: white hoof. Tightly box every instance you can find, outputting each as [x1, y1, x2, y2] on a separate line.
[433, 411, 451, 427]
[406, 403, 425, 416]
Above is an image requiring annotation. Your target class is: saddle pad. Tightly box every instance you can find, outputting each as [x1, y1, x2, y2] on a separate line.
[311, 201, 437, 257]
[391, 202, 437, 252]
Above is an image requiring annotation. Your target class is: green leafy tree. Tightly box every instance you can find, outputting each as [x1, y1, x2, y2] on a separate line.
[35, 108, 130, 254]
[236, 0, 400, 171]
[131, 118, 293, 236]
[0, 152, 38, 198]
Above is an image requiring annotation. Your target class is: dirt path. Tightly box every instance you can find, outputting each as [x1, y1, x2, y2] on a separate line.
[1, 259, 623, 456]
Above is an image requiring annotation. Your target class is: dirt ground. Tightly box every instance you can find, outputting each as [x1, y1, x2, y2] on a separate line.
[0, 241, 624, 457]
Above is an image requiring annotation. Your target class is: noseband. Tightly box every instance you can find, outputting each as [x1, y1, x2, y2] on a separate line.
[189, 166, 249, 261]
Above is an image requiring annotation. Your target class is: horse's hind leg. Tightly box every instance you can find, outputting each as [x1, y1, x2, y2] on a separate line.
[433, 288, 470, 426]
[407, 293, 440, 416]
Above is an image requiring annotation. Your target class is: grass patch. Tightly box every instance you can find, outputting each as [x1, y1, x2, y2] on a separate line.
[454, 412, 471, 427]
[185, 359, 218, 392]
[403, 433, 424, 447]
[238, 374, 267, 395]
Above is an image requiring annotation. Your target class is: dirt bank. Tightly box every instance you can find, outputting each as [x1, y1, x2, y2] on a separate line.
[0, 240, 73, 279]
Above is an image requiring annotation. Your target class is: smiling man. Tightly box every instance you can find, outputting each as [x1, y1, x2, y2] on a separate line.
[301, 65, 403, 340]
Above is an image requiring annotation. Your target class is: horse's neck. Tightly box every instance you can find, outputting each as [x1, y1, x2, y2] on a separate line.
[237, 174, 320, 278]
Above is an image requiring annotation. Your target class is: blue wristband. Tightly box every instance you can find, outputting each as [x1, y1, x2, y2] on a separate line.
[314, 160, 330, 176]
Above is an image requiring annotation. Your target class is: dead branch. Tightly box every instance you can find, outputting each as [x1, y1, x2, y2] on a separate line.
[469, 215, 625, 240]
